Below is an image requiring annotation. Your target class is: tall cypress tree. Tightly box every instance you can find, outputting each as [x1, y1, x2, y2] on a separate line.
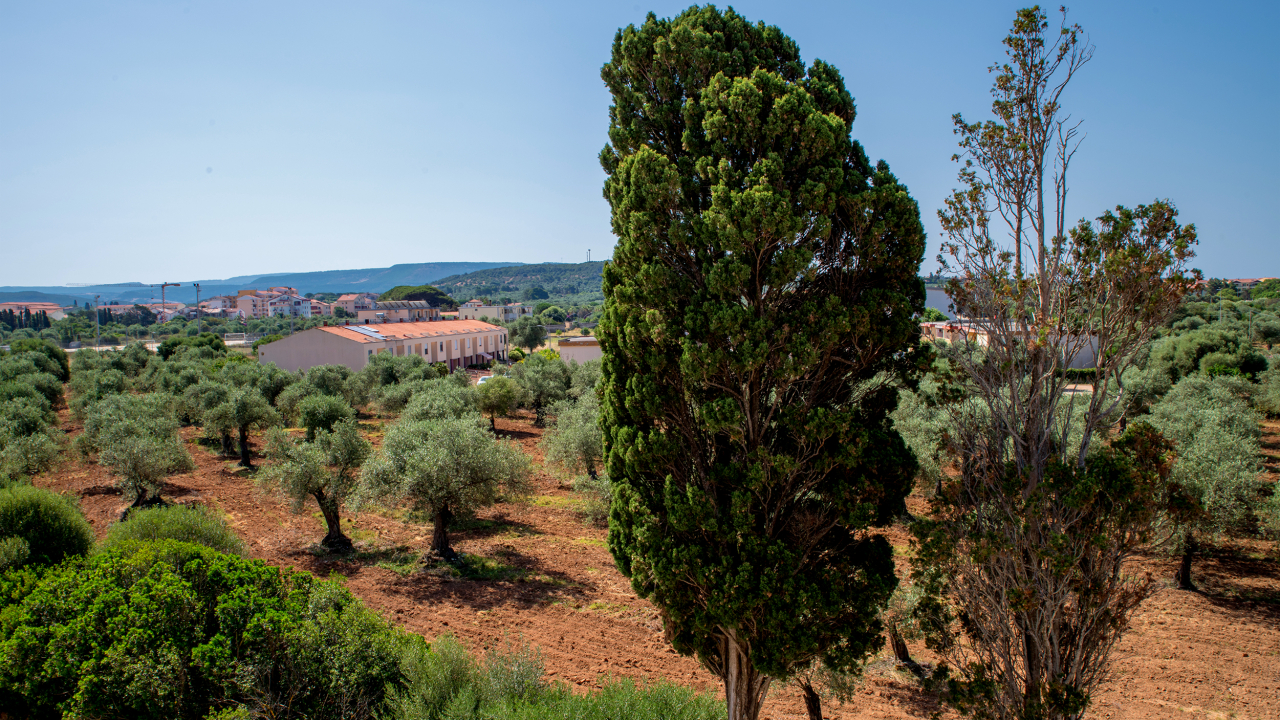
[598, 8, 927, 720]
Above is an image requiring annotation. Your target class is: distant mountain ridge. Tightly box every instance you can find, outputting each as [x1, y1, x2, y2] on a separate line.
[0, 262, 523, 305]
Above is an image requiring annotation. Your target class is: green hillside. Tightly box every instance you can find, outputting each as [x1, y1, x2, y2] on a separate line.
[433, 262, 605, 304]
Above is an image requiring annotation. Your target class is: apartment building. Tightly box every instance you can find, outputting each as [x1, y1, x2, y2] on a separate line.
[257, 320, 507, 372]
[356, 300, 441, 323]
[267, 294, 312, 318]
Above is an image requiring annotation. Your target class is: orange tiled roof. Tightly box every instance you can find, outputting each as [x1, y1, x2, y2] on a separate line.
[318, 320, 500, 344]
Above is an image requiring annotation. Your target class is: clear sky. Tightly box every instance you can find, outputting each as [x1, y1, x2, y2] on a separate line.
[2, 1, 1275, 286]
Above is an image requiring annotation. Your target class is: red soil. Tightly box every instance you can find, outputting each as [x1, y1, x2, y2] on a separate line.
[33, 409, 1280, 720]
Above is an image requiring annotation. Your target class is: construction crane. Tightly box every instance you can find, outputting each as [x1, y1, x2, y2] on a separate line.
[151, 283, 180, 325]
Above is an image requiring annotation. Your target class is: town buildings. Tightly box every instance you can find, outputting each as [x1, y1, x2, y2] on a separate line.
[256, 320, 507, 372]
[355, 300, 441, 323]
[334, 293, 379, 315]
[458, 300, 533, 323]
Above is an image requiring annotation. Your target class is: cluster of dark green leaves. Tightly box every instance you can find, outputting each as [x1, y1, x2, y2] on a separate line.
[0, 540, 407, 720]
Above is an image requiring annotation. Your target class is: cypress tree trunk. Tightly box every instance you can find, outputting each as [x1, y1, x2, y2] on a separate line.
[720, 632, 771, 720]
[1176, 533, 1197, 590]
[238, 424, 253, 468]
[432, 505, 455, 560]
[316, 491, 353, 552]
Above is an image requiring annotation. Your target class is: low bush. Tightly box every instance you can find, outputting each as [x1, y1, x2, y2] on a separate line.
[385, 633, 723, 720]
[0, 540, 408, 720]
[0, 485, 93, 567]
[102, 504, 248, 557]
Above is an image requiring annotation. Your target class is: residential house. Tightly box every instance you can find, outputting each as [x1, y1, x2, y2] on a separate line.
[458, 300, 533, 323]
[334, 293, 379, 315]
[257, 320, 507, 372]
[356, 300, 441, 324]
[309, 299, 332, 316]
[268, 294, 312, 318]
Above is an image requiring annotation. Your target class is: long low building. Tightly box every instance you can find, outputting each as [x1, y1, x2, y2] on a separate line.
[257, 320, 507, 373]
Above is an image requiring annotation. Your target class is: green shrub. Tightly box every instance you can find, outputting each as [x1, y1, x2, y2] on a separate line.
[401, 380, 479, 422]
[298, 393, 355, 441]
[0, 540, 407, 720]
[0, 380, 52, 414]
[21, 372, 62, 408]
[102, 504, 247, 557]
[0, 485, 93, 567]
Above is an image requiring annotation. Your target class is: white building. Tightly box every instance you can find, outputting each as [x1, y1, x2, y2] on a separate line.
[557, 336, 602, 364]
[267, 294, 312, 318]
[458, 300, 533, 323]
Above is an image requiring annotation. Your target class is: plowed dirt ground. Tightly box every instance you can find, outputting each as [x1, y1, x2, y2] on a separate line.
[34, 410, 1280, 720]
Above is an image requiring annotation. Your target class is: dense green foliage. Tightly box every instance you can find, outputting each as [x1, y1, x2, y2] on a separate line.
[509, 352, 569, 426]
[0, 540, 407, 720]
[158, 332, 227, 360]
[102, 504, 248, 557]
[0, 486, 94, 568]
[597, 7, 926, 717]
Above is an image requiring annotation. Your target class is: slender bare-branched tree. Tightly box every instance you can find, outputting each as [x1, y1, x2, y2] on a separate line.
[917, 7, 1200, 720]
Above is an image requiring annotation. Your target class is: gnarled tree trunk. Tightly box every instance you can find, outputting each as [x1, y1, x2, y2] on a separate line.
[220, 430, 235, 458]
[888, 624, 925, 679]
[432, 505, 456, 560]
[316, 491, 353, 553]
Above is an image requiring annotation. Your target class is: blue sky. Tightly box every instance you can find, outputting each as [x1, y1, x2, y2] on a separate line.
[1, 1, 1275, 286]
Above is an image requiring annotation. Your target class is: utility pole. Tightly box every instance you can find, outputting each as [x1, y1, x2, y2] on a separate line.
[94, 295, 100, 349]
[194, 283, 201, 335]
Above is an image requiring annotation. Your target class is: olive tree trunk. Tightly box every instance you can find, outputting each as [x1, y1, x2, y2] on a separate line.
[1176, 533, 1197, 591]
[220, 430, 235, 458]
[432, 505, 456, 560]
[238, 424, 252, 468]
[316, 491, 353, 553]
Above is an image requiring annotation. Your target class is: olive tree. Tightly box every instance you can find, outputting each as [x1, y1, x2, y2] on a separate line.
[599, 8, 927, 719]
[262, 418, 370, 552]
[360, 416, 529, 560]
[475, 376, 520, 431]
[205, 387, 281, 468]
[540, 392, 602, 480]
[1147, 375, 1263, 589]
[510, 353, 569, 427]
